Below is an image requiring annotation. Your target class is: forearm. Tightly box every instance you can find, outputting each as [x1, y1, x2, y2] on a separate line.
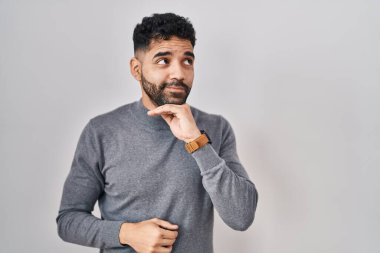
[56, 210, 125, 248]
[56, 120, 127, 248]
[192, 144, 258, 231]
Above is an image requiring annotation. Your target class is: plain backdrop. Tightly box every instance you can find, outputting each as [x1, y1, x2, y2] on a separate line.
[1, 0, 379, 252]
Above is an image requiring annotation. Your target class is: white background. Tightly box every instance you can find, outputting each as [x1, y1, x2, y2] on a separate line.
[1, 0, 379, 252]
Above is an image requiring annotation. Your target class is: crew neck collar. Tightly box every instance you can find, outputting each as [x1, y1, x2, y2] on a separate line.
[131, 98, 171, 131]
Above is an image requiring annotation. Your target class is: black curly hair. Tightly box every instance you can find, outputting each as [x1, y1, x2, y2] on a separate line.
[133, 13, 196, 53]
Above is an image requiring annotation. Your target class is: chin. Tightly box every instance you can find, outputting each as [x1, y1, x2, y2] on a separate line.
[165, 100, 186, 105]
[163, 94, 188, 105]
[164, 98, 187, 105]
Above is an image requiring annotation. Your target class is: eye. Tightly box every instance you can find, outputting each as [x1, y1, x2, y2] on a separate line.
[157, 59, 169, 65]
[184, 58, 193, 65]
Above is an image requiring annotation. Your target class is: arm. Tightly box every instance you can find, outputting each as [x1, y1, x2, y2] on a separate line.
[191, 116, 259, 231]
[147, 104, 258, 231]
[56, 120, 180, 250]
[56, 120, 125, 248]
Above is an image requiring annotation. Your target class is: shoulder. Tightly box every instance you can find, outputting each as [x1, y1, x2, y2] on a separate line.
[87, 101, 136, 131]
[190, 104, 234, 146]
[190, 104, 231, 129]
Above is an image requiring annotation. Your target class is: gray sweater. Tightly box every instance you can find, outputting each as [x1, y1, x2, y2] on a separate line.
[56, 98, 258, 252]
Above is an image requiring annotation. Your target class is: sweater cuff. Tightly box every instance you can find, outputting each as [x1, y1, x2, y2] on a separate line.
[191, 143, 224, 175]
[102, 220, 127, 248]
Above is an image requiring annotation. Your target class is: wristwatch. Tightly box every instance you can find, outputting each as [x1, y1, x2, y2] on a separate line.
[185, 130, 212, 154]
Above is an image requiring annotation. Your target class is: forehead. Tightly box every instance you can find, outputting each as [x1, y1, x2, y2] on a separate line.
[145, 37, 193, 56]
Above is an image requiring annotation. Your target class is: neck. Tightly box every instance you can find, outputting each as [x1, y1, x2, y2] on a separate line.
[133, 97, 171, 131]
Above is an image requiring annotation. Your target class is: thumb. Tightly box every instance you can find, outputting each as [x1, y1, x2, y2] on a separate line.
[151, 218, 179, 230]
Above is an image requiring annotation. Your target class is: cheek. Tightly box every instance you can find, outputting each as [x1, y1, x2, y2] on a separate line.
[145, 69, 168, 84]
[186, 70, 194, 84]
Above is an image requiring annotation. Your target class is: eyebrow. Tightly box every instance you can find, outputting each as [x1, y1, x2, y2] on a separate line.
[153, 51, 195, 59]
[184, 51, 195, 59]
[153, 51, 172, 58]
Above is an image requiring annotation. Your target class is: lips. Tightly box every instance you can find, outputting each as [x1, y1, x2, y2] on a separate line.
[166, 86, 185, 91]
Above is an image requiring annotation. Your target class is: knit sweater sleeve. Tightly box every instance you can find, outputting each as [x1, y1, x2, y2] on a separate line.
[191, 116, 259, 231]
[56, 120, 125, 249]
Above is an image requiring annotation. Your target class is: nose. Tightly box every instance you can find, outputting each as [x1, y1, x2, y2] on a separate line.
[169, 61, 185, 81]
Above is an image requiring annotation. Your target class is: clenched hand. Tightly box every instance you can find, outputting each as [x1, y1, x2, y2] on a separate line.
[119, 218, 179, 253]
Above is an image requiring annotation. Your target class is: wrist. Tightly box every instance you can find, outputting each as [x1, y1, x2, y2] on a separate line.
[184, 130, 212, 154]
[119, 222, 135, 246]
[184, 129, 202, 143]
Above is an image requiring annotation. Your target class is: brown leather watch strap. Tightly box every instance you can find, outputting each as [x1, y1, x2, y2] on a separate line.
[185, 133, 210, 153]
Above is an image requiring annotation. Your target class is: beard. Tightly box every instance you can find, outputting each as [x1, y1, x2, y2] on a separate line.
[141, 72, 191, 106]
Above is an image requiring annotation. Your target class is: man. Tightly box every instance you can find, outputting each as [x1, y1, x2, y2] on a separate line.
[57, 13, 258, 253]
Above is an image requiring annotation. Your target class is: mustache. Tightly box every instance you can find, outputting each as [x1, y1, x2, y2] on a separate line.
[161, 80, 190, 92]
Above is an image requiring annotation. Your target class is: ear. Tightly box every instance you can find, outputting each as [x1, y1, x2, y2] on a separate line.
[130, 57, 142, 81]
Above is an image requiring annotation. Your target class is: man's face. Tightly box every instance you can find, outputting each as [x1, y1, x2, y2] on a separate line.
[135, 36, 195, 106]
